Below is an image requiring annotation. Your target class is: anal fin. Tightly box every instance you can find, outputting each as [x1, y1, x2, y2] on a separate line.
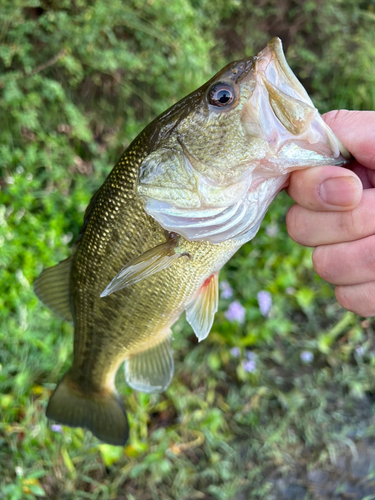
[185, 272, 219, 342]
[34, 256, 73, 322]
[101, 236, 187, 297]
[124, 332, 174, 393]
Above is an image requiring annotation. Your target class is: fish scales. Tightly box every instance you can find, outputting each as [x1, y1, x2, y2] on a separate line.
[35, 38, 351, 445]
[71, 133, 238, 388]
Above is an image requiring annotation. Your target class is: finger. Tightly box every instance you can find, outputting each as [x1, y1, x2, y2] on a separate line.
[287, 165, 362, 211]
[336, 282, 375, 317]
[312, 234, 375, 286]
[351, 161, 374, 189]
[323, 110, 375, 170]
[286, 189, 375, 246]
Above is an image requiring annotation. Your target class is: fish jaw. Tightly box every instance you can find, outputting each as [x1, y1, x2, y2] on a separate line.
[242, 37, 351, 169]
[137, 38, 351, 245]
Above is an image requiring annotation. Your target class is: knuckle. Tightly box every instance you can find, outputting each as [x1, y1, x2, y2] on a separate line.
[286, 205, 317, 246]
[336, 285, 375, 317]
[286, 205, 305, 244]
[335, 286, 355, 313]
[312, 246, 333, 282]
[351, 205, 369, 240]
[288, 170, 314, 207]
[337, 210, 363, 241]
[368, 148, 375, 167]
[353, 213, 368, 241]
[363, 237, 375, 273]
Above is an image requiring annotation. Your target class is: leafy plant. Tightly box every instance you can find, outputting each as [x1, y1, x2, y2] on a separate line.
[1, 1, 375, 499]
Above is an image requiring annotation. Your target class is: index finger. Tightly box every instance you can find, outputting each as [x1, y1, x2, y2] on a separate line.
[323, 110, 375, 169]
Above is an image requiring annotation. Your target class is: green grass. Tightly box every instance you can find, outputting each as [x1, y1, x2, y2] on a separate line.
[2, 1, 375, 498]
[2, 194, 375, 499]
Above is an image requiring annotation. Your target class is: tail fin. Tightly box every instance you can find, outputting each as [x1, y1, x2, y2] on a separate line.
[46, 371, 129, 446]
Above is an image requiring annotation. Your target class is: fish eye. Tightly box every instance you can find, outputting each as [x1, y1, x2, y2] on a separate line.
[208, 84, 235, 107]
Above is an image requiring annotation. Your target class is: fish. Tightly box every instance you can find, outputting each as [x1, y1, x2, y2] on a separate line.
[34, 38, 350, 446]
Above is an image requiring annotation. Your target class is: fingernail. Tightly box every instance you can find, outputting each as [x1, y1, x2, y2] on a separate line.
[320, 176, 362, 207]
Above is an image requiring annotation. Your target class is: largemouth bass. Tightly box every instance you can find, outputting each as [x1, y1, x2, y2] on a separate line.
[34, 38, 350, 445]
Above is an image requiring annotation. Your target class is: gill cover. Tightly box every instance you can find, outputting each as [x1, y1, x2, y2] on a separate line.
[137, 38, 350, 244]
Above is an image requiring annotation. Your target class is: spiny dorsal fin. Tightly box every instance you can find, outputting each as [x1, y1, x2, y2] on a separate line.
[124, 331, 174, 393]
[34, 256, 73, 322]
[101, 236, 187, 297]
[185, 272, 219, 342]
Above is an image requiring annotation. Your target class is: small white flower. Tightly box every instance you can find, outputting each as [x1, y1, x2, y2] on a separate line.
[265, 223, 279, 237]
[300, 351, 314, 363]
[15, 466, 23, 477]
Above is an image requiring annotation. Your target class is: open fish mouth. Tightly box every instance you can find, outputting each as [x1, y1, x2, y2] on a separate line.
[242, 37, 351, 165]
[256, 37, 314, 107]
[137, 38, 351, 245]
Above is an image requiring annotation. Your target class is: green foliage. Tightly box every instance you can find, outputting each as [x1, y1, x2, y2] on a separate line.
[1, 0, 375, 499]
[218, 0, 375, 112]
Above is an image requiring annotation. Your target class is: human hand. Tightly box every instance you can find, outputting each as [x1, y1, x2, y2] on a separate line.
[286, 110, 375, 316]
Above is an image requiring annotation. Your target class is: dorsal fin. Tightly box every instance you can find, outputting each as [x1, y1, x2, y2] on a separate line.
[124, 331, 174, 393]
[34, 256, 73, 322]
[75, 188, 101, 244]
[101, 236, 187, 297]
[185, 272, 219, 342]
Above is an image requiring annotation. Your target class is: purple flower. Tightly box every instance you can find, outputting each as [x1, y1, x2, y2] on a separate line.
[225, 301, 246, 324]
[245, 350, 256, 361]
[241, 359, 256, 373]
[220, 280, 233, 299]
[300, 351, 314, 363]
[230, 347, 241, 358]
[257, 290, 272, 317]
[51, 424, 63, 433]
[355, 346, 365, 357]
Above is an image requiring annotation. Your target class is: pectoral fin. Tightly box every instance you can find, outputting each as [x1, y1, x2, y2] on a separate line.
[124, 332, 174, 393]
[101, 236, 187, 297]
[185, 272, 219, 342]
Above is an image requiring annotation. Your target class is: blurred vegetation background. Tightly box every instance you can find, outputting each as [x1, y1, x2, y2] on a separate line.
[2, 0, 375, 499]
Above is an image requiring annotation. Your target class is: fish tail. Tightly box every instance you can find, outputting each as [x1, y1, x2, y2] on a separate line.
[46, 370, 129, 446]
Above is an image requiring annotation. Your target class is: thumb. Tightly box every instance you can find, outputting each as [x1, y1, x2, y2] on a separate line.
[287, 165, 362, 211]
